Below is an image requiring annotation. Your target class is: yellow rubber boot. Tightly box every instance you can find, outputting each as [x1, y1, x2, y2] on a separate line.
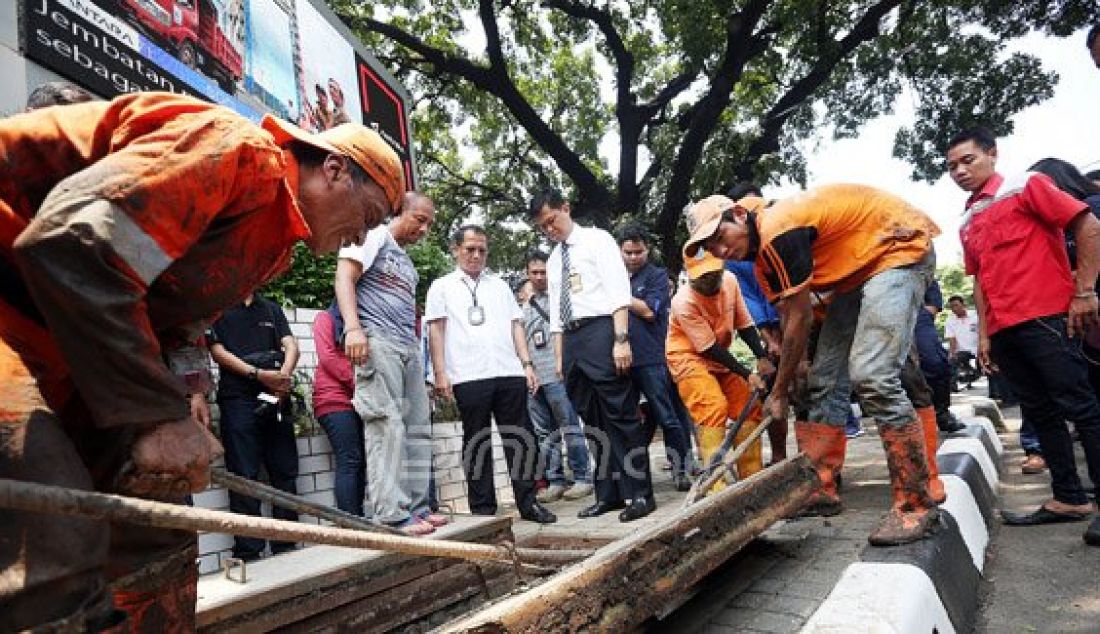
[697, 425, 728, 494]
[734, 417, 764, 478]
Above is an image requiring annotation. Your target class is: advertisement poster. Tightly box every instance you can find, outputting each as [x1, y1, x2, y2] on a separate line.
[294, 0, 360, 133]
[21, 0, 415, 187]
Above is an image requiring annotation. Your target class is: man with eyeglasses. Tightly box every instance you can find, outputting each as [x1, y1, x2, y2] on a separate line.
[528, 189, 656, 523]
[425, 225, 556, 524]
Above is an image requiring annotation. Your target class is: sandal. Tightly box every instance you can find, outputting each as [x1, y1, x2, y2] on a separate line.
[1002, 506, 1091, 526]
[419, 512, 450, 527]
[393, 517, 435, 536]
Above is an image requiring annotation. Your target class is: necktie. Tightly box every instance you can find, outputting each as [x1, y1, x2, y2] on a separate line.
[560, 242, 574, 325]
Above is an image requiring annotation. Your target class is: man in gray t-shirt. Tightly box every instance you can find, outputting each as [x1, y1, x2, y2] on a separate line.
[335, 192, 441, 534]
[522, 251, 593, 502]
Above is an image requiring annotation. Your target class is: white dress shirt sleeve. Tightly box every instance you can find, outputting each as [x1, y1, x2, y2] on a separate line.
[596, 230, 633, 313]
[548, 247, 563, 333]
[424, 277, 447, 322]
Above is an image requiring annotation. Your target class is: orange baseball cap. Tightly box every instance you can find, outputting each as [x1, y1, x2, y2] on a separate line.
[734, 195, 767, 214]
[682, 194, 736, 258]
[683, 250, 725, 280]
[262, 115, 405, 212]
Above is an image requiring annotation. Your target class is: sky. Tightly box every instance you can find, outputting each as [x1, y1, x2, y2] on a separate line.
[762, 28, 1100, 264]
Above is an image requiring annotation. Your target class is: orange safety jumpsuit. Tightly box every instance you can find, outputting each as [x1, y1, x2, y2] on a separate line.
[0, 92, 311, 631]
[666, 271, 763, 491]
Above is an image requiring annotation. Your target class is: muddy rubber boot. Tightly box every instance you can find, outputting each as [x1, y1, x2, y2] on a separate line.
[869, 421, 941, 546]
[794, 421, 846, 517]
[917, 406, 947, 504]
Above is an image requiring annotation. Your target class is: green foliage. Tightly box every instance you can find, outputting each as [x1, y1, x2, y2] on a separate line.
[329, 0, 1096, 266]
[937, 263, 974, 305]
[935, 262, 974, 334]
[263, 244, 337, 309]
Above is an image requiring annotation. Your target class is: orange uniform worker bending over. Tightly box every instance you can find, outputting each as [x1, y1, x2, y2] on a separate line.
[683, 185, 942, 546]
[0, 91, 403, 631]
[666, 252, 771, 491]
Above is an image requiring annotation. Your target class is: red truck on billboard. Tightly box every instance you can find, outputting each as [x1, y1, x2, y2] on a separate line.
[119, 0, 244, 93]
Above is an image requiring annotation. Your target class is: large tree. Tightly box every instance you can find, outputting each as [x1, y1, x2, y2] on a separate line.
[326, 0, 1095, 270]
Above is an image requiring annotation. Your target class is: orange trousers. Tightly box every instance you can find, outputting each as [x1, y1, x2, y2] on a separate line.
[673, 362, 763, 488]
[0, 302, 196, 632]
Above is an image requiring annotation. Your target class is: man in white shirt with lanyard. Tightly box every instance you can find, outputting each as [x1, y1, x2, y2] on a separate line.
[528, 189, 656, 522]
[425, 225, 557, 523]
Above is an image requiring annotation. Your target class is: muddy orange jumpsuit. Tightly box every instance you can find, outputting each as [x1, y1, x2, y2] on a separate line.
[0, 93, 312, 630]
[666, 271, 763, 489]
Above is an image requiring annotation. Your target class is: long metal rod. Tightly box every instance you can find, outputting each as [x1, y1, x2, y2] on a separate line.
[210, 468, 593, 564]
[210, 469, 403, 536]
[0, 479, 586, 567]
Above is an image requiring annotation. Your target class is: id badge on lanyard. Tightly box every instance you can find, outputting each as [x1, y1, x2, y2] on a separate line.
[463, 277, 485, 326]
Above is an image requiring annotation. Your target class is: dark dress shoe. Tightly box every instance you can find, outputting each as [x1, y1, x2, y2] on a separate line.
[519, 502, 557, 524]
[1002, 506, 1091, 526]
[619, 498, 656, 522]
[577, 500, 626, 518]
[938, 413, 966, 433]
[674, 473, 692, 492]
[1084, 517, 1100, 546]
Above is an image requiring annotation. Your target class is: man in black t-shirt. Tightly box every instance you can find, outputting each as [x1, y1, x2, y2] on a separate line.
[209, 293, 301, 560]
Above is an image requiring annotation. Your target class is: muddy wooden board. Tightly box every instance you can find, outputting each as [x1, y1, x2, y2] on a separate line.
[196, 515, 515, 632]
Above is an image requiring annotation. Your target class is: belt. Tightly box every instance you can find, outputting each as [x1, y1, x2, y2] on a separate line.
[562, 316, 600, 332]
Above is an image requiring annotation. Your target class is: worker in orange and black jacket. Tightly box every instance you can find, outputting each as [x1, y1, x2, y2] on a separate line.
[0, 90, 404, 631]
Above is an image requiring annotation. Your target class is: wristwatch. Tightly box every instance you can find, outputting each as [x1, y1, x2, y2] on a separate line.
[614, 331, 629, 344]
[522, 360, 534, 368]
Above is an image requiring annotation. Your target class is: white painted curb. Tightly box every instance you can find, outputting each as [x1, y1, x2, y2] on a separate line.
[959, 416, 1004, 456]
[801, 562, 955, 634]
[938, 437, 1000, 492]
[940, 474, 989, 572]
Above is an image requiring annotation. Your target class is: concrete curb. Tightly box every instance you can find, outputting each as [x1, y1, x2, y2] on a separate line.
[802, 416, 1001, 634]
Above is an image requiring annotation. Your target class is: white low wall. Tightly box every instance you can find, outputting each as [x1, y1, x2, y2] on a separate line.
[196, 307, 516, 575]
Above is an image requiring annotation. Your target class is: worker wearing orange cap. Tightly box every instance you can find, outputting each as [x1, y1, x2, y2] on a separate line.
[0, 91, 404, 631]
[682, 185, 941, 547]
[666, 251, 772, 493]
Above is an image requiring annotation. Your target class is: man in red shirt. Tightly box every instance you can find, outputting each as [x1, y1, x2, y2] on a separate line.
[946, 126, 1100, 545]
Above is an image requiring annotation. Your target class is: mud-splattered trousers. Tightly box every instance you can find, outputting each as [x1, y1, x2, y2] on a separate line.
[807, 249, 936, 428]
[1, 93, 308, 630]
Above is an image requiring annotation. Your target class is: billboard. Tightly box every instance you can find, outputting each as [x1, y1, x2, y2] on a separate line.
[21, 0, 416, 188]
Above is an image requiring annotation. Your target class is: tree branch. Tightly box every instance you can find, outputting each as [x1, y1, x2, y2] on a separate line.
[340, 5, 612, 215]
[653, 0, 774, 258]
[732, 0, 903, 179]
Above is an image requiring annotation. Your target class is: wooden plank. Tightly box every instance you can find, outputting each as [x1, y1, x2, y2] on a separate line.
[439, 455, 818, 632]
[197, 516, 513, 630]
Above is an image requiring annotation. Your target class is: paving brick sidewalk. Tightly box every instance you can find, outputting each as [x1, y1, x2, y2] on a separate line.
[976, 403, 1100, 633]
[695, 424, 889, 634]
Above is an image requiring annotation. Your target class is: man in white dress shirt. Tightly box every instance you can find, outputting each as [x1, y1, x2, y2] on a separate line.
[528, 189, 656, 522]
[425, 225, 557, 523]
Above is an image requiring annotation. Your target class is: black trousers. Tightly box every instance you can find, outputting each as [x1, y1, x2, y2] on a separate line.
[991, 315, 1100, 505]
[453, 376, 537, 514]
[219, 396, 299, 558]
[563, 317, 654, 504]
